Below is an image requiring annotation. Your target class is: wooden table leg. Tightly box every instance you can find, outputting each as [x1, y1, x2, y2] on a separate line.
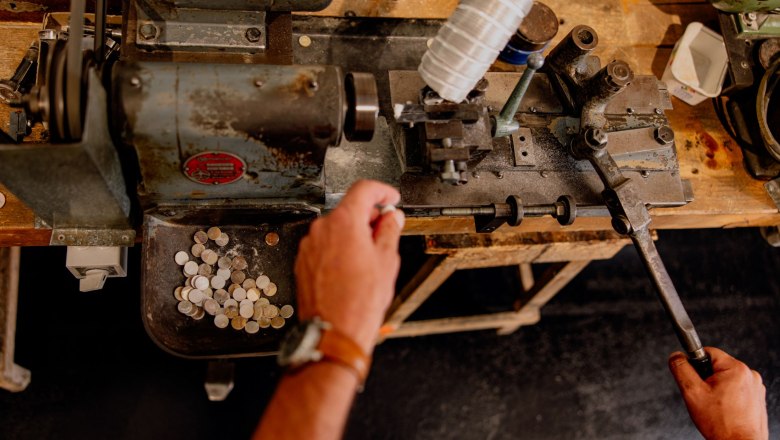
[0, 246, 30, 392]
[497, 260, 592, 335]
[518, 263, 534, 292]
[381, 255, 459, 337]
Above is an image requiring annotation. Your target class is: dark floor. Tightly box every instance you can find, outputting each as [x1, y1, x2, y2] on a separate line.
[0, 228, 778, 440]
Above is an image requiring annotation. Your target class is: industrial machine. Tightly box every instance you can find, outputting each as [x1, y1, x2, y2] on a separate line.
[0, 0, 713, 392]
[710, 0, 780, 179]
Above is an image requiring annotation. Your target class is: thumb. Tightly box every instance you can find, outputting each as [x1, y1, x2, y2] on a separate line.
[373, 210, 404, 255]
[668, 352, 707, 394]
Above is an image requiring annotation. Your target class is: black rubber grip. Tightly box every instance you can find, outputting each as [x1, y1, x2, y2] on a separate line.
[689, 353, 714, 380]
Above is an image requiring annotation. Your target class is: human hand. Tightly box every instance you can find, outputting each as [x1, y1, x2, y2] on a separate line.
[669, 347, 768, 440]
[294, 180, 405, 354]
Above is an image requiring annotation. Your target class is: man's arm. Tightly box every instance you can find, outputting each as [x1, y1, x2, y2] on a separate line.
[669, 347, 768, 440]
[254, 180, 405, 440]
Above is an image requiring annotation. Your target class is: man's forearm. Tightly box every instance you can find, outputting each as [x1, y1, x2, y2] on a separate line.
[255, 362, 360, 440]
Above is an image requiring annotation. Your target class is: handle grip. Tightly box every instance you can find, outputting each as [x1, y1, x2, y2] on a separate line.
[689, 353, 714, 380]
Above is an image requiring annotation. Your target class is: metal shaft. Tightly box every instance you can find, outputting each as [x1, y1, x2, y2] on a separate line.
[499, 53, 544, 122]
[631, 226, 706, 360]
[493, 53, 545, 138]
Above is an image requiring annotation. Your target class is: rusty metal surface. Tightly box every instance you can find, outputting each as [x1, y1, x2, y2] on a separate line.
[389, 70, 687, 207]
[114, 61, 346, 205]
[142, 205, 316, 358]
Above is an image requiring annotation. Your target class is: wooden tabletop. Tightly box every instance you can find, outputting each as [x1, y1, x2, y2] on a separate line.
[1, 0, 778, 246]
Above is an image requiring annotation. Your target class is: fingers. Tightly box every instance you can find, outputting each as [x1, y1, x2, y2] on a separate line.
[337, 180, 401, 225]
[705, 347, 741, 372]
[669, 351, 707, 394]
[373, 210, 405, 256]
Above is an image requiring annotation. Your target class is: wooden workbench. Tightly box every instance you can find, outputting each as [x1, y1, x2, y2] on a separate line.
[0, 0, 778, 245]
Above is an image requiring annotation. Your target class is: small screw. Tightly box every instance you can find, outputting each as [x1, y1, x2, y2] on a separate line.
[540, 170, 549, 178]
[308, 80, 319, 91]
[655, 108, 663, 115]
[472, 171, 480, 179]
[640, 170, 650, 178]
[254, 79, 264, 88]
[740, 61, 750, 69]
[139, 23, 157, 40]
[529, 107, 538, 113]
[57, 234, 66, 241]
[265, 232, 280, 246]
[298, 35, 312, 47]
[121, 235, 130, 242]
[130, 77, 141, 88]
[0, 192, 5, 209]
[496, 171, 505, 179]
[245, 27, 263, 43]
[626, 107, 634, 114]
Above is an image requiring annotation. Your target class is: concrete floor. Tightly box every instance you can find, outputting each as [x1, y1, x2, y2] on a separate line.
[0, 228, 777, 439]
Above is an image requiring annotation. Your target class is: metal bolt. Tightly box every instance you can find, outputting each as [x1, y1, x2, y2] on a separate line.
[0, 192, 5, 209]
[496, 171, 505, 179]
[655, 108, 663, 115]
[740, 61, 750, 69]
[540, 170, 549, 178]
[130, 77, 141, 88]
[472, 171, 480, 179]
[245, 27, 263, 43]
[265, 232, 280, 247]
[626, 107, 634, 114]
[745, 12, 757, 22]
[254, 79, 264, 88]
[298, 35, 312, 47]
[641, 170, 650, 178]
[139, 23, 157, 40]
[654, 125, 674, 145]
[584, 128, 608, 149]
[612, 216, 632, 235]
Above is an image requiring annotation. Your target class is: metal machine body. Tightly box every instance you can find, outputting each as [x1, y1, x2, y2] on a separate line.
[0, 0, 704, 368]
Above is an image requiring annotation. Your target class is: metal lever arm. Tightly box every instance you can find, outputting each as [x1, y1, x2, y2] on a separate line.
[573, 128, 713, 379]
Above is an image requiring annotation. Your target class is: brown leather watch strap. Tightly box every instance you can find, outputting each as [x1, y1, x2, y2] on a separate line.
[318, 328, 372, 384]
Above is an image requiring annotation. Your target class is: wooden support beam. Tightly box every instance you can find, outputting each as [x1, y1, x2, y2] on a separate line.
[518, 263, 534, 293]
[497, 260, 592, 335]
[383, 255, 458, 330]
[0, 247, 30, 392]
[384, 310, 541, 339]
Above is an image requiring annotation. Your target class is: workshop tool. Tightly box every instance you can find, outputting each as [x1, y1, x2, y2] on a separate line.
[707, 0, 780, 180]
[547, 23, 714, 378]
[0, 0, 700, 370]
[492, 52, 544, 138]
[0, 41, 38, 104]
[399, 194, 582, 233]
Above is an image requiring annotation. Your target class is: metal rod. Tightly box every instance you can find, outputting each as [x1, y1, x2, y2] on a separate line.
[94, 0, 107, 63]
[493, 53, 545, 138]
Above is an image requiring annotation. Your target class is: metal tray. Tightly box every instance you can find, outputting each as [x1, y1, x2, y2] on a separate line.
[141, 205, 317, 358]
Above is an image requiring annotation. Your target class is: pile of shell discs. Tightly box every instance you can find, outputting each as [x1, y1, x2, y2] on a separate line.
[173, 226, 295, 334]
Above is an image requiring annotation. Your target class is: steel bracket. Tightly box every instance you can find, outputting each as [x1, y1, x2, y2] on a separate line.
[135, 4, 267, 53]
[51, 228, 136, 247]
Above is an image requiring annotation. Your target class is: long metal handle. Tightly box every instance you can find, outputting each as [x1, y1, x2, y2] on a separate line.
[631, 226, 712, 379]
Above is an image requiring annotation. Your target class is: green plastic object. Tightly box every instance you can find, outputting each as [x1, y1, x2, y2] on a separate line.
[709, 0, 780, 13]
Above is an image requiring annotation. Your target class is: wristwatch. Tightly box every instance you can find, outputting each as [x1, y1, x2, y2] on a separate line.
[278, 317, 372, 384]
